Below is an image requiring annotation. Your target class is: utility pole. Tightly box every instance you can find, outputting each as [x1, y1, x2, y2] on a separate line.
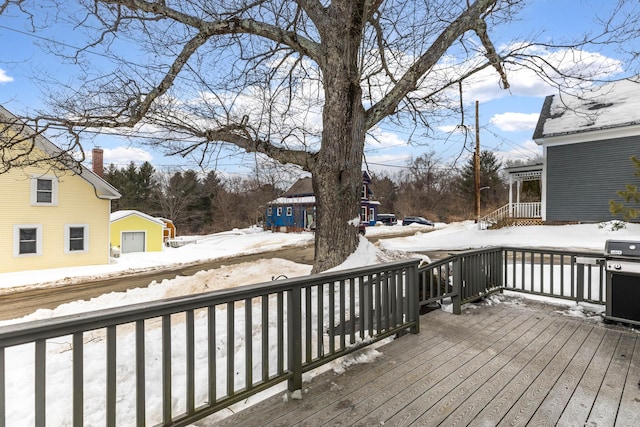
[475, 100, 480, 223]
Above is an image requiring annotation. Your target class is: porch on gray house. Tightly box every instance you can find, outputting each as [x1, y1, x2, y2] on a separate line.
[480, 163, 543, 229]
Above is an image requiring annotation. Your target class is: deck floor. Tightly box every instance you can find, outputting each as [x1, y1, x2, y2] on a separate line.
[200, 295, 640, 426]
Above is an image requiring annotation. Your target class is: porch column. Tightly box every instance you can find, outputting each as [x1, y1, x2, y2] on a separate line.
[508, 175, 513, 217]
[516, 179, 521, 217]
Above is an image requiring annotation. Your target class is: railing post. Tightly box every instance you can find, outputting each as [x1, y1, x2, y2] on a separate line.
[408, 264, 420, 334]
[287, 287, 303, 396]
[451, 258, 462, 315]
[575, 258, 585, 304]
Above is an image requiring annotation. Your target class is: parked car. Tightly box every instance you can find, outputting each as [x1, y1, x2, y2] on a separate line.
[376, 213, 397, 226]
[403, 216, 434, 226]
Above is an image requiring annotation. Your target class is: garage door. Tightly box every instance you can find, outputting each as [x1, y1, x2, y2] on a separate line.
[121, 231, 145, 253]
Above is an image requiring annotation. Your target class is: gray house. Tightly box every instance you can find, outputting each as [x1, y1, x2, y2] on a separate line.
[533, 79, 640, 223]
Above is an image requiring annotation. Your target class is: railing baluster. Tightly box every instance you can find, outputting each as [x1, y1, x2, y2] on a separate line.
[0, 347, 4, 427]
[329, 281, 335, 354]
[226, 303, 234, 398]
[106, 326, 116, 427]
[305, 287, 312, 363]
[349, 277, 356, 345]
[135, 320, 146, 427]
[162, 315, 172, 424]
[359, 278, 365, 340]
[375, 273, 382, 334]
[339, 280, 346, 350]
[244, 298, 252, 389]
[539, 252, 544, 292]
[207, 306, 216, 404]
[560, 255, 565, 298]
[390, 272, 397, 327]
[277, 292, 284, 375]
[186, 310, 195, 414]
[550, 254, 555, 295]
[73, 332, 83, 427]
[262, 295, 269, 383]
[317, 284, 323, 358]
[35, 339, 45, 427]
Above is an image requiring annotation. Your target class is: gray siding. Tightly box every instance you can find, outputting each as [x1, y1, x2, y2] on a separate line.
[546, 136, 639, 222]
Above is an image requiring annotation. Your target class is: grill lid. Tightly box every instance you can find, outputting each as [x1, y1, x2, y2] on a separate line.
[604, 239, 640, 258]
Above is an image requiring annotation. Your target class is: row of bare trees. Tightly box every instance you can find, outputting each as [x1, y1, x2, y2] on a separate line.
[105, 152, 540, 235]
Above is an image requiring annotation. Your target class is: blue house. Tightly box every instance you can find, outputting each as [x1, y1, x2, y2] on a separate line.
[265, 172, 380, 232]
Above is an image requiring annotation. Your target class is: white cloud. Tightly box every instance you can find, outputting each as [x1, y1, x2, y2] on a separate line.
[490, 112, 539, 132]
[494, 140, 543, 164]
[0, 68, 14, 84]
[460, 46, 624, 104]
[366, 127, 408, 148]
[97, 146, 154, 166]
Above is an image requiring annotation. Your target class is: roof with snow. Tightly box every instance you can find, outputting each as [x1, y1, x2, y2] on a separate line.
[269, 196, 316, 205]
[533, 79, 640, 141]
[110, 210, 165, 225]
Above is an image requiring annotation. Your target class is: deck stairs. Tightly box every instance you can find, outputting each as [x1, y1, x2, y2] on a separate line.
[479, 202, 542, 229]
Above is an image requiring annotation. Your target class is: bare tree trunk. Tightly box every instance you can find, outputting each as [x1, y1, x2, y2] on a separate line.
[311, 3, 366, 273]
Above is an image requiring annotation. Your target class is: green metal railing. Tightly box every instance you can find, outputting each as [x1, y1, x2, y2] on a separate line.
[0, 259, 420, 427]
[417, 246, 605, 313]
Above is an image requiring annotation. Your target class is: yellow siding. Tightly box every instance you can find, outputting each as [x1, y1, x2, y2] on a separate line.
[0, 165, 112, 274]
[110, 215, 164, 252]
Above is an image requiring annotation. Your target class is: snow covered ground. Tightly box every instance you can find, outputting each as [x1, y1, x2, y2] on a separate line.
[1, 220, 639, 425]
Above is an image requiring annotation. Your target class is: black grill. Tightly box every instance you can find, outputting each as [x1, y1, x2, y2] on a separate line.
[604, 239, 640, 326]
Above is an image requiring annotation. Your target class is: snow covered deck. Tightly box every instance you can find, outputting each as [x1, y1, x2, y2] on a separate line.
[209, 297, 640, 426]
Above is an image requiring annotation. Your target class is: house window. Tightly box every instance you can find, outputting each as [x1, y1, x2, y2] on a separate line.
[268, 207, 273, 216]
[277, 207, 283, 216]
[30, 175, 58, 206]
[14, 225, 43, 256]
[65, 224, 89, 253]
[369, 207, 375, 222]
[360, 207, 367, 222]
[286, 207, 293, 216]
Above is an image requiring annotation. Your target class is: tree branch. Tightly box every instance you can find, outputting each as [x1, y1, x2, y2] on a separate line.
[365, 0, 502, 129]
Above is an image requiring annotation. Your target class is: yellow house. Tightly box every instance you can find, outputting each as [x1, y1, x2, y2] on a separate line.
[110, 210, 165, 253]
[0, 105, 121, 274]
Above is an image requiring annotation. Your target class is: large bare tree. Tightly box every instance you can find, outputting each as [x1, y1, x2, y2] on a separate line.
[2, 0, 639, 272]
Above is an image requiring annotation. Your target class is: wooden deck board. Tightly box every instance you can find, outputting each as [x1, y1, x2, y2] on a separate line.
[197, 297, 640, 427]
[615, 336, 640, 427]
[526, 326, 606, 426]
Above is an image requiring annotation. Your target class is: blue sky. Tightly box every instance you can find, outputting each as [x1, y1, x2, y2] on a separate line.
[0, 0, 636, 178]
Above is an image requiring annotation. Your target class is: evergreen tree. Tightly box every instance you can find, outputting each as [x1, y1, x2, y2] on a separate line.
[103, 161, 157, 212]
[610, 155, 640, 221]
[457, 150, 506, 211]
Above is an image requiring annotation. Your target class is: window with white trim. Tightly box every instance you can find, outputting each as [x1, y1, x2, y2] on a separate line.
[30, 175, 58, 206]
[277, 207, 283, 216]
[267, 207, 273, 216]
[14, 225, 43, 256]
[286, 206, 293, 216]
[65, 224, 89, 253]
